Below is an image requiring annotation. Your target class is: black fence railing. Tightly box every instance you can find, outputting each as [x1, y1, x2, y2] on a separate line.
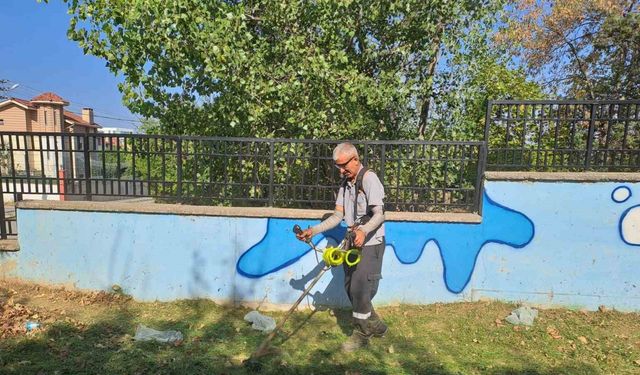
[485, 100, 640, 171]
[1, 100, 637, 240]
[0, 132, 487, 238]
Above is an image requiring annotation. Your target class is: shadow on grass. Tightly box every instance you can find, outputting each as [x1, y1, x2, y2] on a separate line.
[487, 366, 602, 375]
[288, 260, 353, 336]
[0, 292, 434, 375]
[0, 282, 604, 375]
[0, 302, 604, 375]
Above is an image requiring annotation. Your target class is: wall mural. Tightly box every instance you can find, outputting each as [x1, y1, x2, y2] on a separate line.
[12, 180, 640, 309]
[613, 186, 640, 246]
[236, 193, 535, 294]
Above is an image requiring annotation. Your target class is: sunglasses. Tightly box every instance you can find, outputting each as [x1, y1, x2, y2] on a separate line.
[334, 156, 355, 169]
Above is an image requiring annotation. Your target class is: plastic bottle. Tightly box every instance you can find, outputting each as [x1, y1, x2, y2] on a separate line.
[25, 321, 40, 331]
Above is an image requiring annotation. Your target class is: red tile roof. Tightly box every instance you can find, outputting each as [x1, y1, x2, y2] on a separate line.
[31, 92, 69, 104]
[2, 93, 101, 128]
[4, 97, 36, 109]
[64, 111, 101, 128]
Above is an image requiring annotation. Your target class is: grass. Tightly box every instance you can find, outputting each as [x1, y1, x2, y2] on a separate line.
[1, 280, 640, 375]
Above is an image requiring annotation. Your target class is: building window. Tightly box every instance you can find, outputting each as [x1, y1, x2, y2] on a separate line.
[0, 119, 4, 126]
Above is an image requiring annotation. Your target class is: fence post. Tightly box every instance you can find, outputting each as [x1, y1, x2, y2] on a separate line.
[482, 101, 493, 174]
[58, 169, 66, 201]
[379, 144, 386, 184]
[483, 101, 493, 144]
[0, 181, 6, 240]
[83, 133, 92, 201]
[176, 137, 183, 200]
[362, 141, 368, 166]
[268, 141, 274, 207]
[474, 142, 487, 215]
[585, 103, 597, 170]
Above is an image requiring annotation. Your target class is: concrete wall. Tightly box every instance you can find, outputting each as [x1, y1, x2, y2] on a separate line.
[3, 174, 640, 311]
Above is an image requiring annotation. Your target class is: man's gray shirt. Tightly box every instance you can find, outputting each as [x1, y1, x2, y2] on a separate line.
[335, 167, 385, 246]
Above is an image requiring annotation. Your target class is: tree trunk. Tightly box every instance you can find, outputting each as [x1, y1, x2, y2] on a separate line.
[417, 24, 444, 139]
[417, 46, 441, 139]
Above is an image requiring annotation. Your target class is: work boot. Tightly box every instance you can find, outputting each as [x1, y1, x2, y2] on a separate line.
[367, 316, 388, 338]
[341, 328, 370, 352]
[367, 310, 388, 338]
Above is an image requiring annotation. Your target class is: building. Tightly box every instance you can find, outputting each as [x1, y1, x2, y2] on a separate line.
[99, 127, 135, 134]
[99, 127, 136, 147]
[0, 92, 103, 201]
[0, 92, 101, 133]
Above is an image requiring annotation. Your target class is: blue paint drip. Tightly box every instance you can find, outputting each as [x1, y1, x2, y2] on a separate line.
[386, 193, 534, 293]
[236, 220, 349, 278]
[236, 193, 535, 293]
[237, 219, 322, 277]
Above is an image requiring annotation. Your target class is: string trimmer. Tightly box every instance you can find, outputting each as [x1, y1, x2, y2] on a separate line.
[244, 224, 360, 368]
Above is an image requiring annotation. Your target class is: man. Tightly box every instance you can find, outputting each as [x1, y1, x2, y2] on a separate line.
[296, 142, 387, 351]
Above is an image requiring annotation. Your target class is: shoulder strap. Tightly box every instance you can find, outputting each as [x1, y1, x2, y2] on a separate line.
[340, 175, 349, 189]
[354, 167, 368, 194]
[353, 167, 369, 222]
[341, 176, 348, 214]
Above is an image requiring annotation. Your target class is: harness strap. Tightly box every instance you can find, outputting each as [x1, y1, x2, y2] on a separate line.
[342, 167, 369, 228]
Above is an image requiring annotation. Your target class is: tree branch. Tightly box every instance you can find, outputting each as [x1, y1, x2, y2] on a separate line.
[417, 25, 443, 139]
[549, 26, 596, 99]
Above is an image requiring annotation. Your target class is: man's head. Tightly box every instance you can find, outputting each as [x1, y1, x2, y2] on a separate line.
[333, 142, 361, 180]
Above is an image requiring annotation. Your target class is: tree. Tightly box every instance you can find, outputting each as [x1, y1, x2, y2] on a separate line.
[590, 10, 640, 98]
[430, 56, 544, 141]
[498, 0, 640, 99]
[58, 0, 507, 139]
[136, 118, 162, 135]
[0, 79, 11, 100]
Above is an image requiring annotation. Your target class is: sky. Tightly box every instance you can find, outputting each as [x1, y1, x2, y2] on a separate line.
[0, 0, 140, 130]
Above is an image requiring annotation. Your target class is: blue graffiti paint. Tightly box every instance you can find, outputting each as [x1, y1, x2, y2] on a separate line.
[236, 219, 317, 278]
[236, 220, 350, 278]
[386, 193, 534, 293]
[236, 193, 535, 293]
[611, 186, 632, 203]
[619, 204, 640, 246]
[611, 186, 640, 246]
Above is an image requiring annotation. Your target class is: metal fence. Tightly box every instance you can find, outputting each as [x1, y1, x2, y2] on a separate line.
[2, 100, 638, 239]
[0, 132, 487, 238]
[485, 100, 640, 171]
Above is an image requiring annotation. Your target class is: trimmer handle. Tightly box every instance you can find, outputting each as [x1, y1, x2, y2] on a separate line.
[345, 231, 356, 242]
[293, 224, 315, 248]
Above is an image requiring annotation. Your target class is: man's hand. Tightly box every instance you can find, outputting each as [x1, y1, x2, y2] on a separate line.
[295, 228, 313, 242]
[353, 228, 366, 247]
